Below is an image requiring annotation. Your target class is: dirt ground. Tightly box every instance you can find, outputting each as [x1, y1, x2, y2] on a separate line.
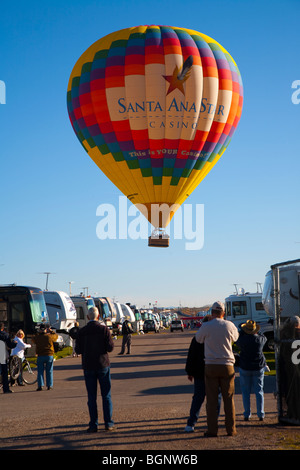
[1, 331, 300, 453]
[1, 406, 300, 452]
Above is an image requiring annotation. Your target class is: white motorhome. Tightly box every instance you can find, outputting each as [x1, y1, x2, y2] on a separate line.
[225, 290, 274, 350]
[71, 295, 96, 328]
[262, 259, 300, 425]
[43, 291, 77, 346]
[93, 297, 113, 329]
[262, 261, 300, 319]
[114, 302, 143, 333]
[125, 303, 144, 332]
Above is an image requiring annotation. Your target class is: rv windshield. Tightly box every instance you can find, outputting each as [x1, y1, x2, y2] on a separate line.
[262, 272, 273, 315]
[101, 302, 110, 319]
[29, 289, 49, 323]
[86, 298, 95, 309]
[134, 310, 142, 321]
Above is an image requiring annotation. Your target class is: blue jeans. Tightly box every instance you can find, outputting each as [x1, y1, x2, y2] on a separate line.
[84, 367, 114, 429]
[187, 378, 221, 427]
[239, 368, 265, 419]
[37, 355, 54, 388]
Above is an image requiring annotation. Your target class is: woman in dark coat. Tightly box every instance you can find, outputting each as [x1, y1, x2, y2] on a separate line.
[236, 320, 267, 421]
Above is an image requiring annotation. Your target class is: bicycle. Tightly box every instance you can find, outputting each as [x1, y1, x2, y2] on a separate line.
[10, 354, 37, 385]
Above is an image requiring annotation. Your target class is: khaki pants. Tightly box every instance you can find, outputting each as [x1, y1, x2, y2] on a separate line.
[205, 364, 236, 435]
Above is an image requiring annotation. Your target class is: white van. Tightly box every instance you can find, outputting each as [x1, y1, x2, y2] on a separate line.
[44, 291, 77, 346]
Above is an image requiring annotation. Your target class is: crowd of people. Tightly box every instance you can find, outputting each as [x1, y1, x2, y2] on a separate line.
[1, 304, 299, 436]
[0, 321, 58, 392]
[184, 301, 268, 436]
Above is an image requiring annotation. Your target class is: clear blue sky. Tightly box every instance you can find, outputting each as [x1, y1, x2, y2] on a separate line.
[1, 0, 299, 308]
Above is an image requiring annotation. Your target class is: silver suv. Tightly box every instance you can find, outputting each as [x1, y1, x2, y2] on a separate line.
[170, 319, 184, 332]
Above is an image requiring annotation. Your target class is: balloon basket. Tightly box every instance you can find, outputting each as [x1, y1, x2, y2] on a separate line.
[148, 230, 169, 248]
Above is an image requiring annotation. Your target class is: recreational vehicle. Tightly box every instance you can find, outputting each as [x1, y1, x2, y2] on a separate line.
[0, 285, 62, 352]
[113, 302, 143, 333]
[262, 261, 300, 319]
[93, 297, 113, 329]
[44, 291, 77, 346]
[262, 258, 300, 425]
[71, 295, 96, 327]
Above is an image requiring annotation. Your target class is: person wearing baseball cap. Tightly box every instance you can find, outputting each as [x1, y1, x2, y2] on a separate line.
[196, 300, 239, 437]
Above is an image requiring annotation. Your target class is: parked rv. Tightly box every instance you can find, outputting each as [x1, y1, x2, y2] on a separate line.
[93, 297, 113, 329]
[114, 302, 125, 323]
[125, 303, 144, 333]
[114, 302, 143, 333]
[103, 297, 121, 336]
[44, 291, 77, 346]
[262, 259, 300, 425]
[225, 290, 274, 350]
[0, 285, 62, 352]
[71, 295, 96, 328]
[262, 261, 300, 319]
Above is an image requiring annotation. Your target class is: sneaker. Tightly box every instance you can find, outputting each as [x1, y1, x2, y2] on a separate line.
[184, 425, 194, 433]
[105, 426, 115, 431]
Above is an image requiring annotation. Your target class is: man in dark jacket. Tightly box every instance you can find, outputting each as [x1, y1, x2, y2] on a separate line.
[184, 315, 221, 432]
[184, 336, 206, 432]
[118, 319, 133, 355]
[76, 307, 115, 432]
[0, 323, 17, 393]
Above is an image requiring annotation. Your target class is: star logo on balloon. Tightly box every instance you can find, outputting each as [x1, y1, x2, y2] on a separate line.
[163, 55, 193, 96]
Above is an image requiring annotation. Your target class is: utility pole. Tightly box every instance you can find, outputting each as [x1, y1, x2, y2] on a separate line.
[68, 281, 74, 296]
[40, 272, 55, 291]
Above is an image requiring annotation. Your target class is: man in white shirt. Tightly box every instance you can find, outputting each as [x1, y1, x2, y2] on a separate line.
[196, 301, 239, 437]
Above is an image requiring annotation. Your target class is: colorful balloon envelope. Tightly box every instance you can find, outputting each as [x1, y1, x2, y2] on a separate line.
[67, 25, 243, 246]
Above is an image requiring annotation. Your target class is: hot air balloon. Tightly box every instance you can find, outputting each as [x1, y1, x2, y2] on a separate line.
[67, 25, 243, 247]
